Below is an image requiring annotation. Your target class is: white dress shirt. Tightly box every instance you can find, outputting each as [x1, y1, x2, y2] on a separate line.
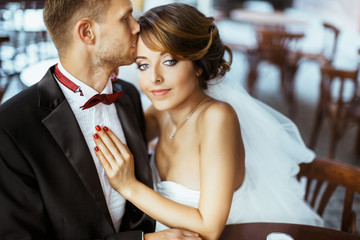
[55, 62, 126, 231]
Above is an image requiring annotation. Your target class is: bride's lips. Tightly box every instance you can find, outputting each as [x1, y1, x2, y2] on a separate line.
[151, 89, 171, 96]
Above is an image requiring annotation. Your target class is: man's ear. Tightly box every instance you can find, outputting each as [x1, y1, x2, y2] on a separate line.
[75, 18, 95, 45]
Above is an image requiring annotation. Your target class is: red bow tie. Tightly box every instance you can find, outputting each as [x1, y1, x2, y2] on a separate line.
[79, 91, 123, 110]
[54, 65, 123, 110]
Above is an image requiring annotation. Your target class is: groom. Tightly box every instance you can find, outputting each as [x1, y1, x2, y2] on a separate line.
[0, 0, 201, 239]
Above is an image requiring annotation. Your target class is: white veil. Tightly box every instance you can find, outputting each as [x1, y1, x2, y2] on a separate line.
[205, 79, 323, 225]
[205, 78, 314, 182]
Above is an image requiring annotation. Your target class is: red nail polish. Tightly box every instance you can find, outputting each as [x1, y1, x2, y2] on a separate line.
[103, 126, 109, 132]
[94, 146, 99, 152]
[95, 125, 101, 131]
[93, 133, 99, 139]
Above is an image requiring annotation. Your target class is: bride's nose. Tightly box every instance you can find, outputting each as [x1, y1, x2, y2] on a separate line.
[150, 65, 164, 84]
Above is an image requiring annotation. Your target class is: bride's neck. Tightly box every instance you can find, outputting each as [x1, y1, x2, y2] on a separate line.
[168, 92, 208, 127]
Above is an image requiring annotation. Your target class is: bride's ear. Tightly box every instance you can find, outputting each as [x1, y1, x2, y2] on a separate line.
[196, 68, 203, 77]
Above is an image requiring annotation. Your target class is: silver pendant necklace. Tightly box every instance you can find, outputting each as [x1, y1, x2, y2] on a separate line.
[169, 98, 209, 140]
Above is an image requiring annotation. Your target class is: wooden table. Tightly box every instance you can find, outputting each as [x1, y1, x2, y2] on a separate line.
[219, 222, 360, 240]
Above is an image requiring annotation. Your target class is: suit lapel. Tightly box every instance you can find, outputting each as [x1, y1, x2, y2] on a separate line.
[38, 66, 114, 229]
[113, 82, 153, 188]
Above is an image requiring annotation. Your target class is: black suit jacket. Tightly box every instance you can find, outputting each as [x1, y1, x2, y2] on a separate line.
[0, 65, 154, 239]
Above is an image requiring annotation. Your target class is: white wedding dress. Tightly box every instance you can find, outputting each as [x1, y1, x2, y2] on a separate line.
[150, 79, 324, 232]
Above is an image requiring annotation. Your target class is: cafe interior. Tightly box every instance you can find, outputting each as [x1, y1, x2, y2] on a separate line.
[0, 0, 359, 239]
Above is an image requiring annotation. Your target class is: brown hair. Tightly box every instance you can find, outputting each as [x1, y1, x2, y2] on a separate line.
[43, 0, 110, 55]
[138, 3, 232, 89]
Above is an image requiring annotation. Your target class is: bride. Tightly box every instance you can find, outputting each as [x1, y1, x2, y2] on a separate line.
[93, 3, 323, 240]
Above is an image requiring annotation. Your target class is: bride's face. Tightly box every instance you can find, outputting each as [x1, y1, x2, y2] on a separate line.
[135, 37, 201, 112]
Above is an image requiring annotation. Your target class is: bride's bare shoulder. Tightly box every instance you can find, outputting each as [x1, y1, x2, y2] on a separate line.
[201, 99, 237, 117]
[198, 99, 239, 128]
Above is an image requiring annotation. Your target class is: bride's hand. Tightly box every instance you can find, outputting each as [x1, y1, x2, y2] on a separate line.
[93, 125, 137, 197]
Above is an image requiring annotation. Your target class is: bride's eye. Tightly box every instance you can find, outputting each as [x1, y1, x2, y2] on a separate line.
[164, 59, 178, 66]
[137, 63, 149, 71]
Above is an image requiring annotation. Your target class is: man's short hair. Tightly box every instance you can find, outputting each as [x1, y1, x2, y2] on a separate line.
[43, 0, 111, 55]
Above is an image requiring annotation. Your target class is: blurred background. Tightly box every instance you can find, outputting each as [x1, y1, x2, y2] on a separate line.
[0, 0, 359, 232]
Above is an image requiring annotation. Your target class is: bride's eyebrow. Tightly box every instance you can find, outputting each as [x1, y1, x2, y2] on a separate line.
[135, 52, 168, 61]
[135, 56, 147, 61]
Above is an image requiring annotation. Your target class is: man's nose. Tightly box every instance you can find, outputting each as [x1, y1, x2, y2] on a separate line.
[131, 17, 140, 35]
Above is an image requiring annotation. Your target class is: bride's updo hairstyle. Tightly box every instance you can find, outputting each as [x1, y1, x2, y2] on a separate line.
[138, 3, 232, 89]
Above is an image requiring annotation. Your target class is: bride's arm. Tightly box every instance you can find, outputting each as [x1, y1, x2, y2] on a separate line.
[94, 103, 245, 240]
[196, 102, 245, 239]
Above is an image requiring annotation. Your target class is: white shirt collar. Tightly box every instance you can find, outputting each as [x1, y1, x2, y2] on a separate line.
[57, 61, 114, 98]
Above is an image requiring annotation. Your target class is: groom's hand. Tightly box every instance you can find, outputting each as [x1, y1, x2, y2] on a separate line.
[144, 229, 202, 240]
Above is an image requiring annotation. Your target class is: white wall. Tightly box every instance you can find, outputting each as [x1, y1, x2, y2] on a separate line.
[293, 0, 360, 32]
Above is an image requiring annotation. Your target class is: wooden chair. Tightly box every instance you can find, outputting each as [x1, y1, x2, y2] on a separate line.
[297, 157, 360, 234]
[308, 64, 360, 159]
[245, 26, 304, 116]
[299, 22, 340, 66]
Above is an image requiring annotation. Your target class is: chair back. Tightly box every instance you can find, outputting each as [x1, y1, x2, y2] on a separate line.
[308, 63, 360, 158]
[297, 157, 360, 233]
[298, 22, 340, 66]
[321, 23, 340, 64]
[255, 27, 304, 66]
[319, 66, 359, 120]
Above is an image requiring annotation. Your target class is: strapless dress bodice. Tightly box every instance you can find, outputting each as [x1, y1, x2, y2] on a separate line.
[150, 157, 323, 232]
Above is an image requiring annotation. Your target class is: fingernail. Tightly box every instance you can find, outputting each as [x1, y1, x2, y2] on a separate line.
[94, 146, 99, 152]
[93, 133, 99, 139]
[103, 126, 109, 132]
[95, 125, 101, 131]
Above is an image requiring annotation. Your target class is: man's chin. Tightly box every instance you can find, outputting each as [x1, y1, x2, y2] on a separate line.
[118, 56, 135, 67]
